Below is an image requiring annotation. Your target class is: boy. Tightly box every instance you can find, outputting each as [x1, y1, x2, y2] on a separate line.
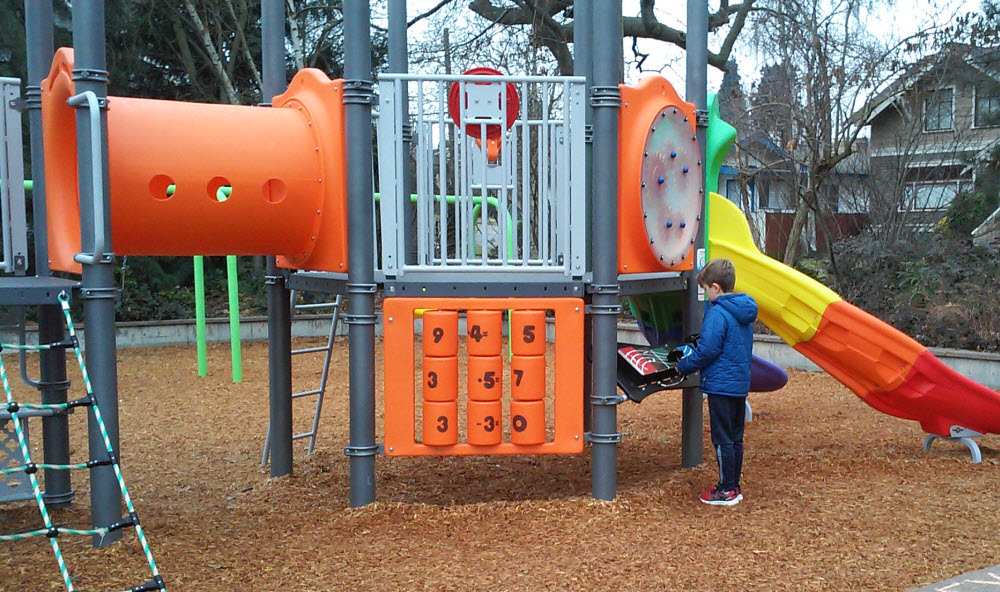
[672, 258, 758, 506]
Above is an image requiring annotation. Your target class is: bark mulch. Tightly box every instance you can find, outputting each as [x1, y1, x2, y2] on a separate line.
[1, 338, 998, 591]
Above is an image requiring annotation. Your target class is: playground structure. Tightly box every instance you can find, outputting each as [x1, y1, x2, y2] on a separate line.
[2, 1, 1000, 590]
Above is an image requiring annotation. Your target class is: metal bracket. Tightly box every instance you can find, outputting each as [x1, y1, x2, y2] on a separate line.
[587, 282, 620, 295]
[586, 303, 621, 315]
[590, 394, 626, 406]
[80, 286, 118, 300]
[922, 426, 984, 463]
[342, 79, 375, 105]
[344, 443, 382, 457]
[585, 431, 623, 444]
[71, 68, 110, 84]
[7, 97, 26, 112]
[695, 109, 710, 128]
[346, 282, 378, 295]
[343, 313, 378, 326]
[23, 86, 42, 110]
[264, 272, 288, 287]
[590, 86, 622, 108]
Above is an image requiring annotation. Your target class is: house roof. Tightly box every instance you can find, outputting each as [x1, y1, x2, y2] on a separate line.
[972, 204, 1000, 238]
[849, 44, 1000, 128]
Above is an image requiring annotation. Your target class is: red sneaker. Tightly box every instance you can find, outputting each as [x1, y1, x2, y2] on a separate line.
[699, 485, 742, 506]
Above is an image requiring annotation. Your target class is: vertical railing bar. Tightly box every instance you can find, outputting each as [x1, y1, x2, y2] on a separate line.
[480, 120, 488, 265]
[415, 79, 427, 265]
[520, 82, 530, 266]
[499, 83, 510, 264]
[560, 80, 571, 273]
[510, 122, 519, 262]
[459, 80, 468, 265]
[438, 81, 448, 267]
[540, 82, 550, 266]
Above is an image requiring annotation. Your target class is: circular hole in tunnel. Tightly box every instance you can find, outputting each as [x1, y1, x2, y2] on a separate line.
[208, 177, 232, 202]
[149, 174, 174, 201]
[263, 179, 287, 204]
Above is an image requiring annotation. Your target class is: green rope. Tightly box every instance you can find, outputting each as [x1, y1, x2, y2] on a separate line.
[58, 292, 165, 590]
[2, 462, 93, 476]
[0, 291, 165, 591]
[0, 356, 76, 590]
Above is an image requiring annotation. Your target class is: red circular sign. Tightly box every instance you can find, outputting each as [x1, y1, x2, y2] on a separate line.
[448, 67, 520, 140]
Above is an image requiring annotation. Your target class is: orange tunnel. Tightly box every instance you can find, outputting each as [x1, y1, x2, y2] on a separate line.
[41, 48, 347, 274]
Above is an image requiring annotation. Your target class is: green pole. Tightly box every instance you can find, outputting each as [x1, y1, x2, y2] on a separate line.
[194, 256, 207, 376]
[226, 255, 242, 383]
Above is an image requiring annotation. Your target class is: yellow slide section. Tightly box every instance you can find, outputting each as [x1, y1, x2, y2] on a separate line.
[707, 193, 840, 345]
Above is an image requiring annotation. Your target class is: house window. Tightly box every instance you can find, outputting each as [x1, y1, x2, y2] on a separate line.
[924, 88, 953, 131]
[976, 83, 1000, 127]
[902, 181, 966, 211]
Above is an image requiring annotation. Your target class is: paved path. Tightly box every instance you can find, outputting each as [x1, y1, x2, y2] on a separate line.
[911, 566, 1000, 591]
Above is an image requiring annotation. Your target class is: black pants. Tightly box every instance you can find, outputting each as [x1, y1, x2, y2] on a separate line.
[707, 394, 746, 491]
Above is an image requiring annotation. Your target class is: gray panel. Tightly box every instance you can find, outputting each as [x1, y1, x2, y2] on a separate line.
[0, 78, 28, 274]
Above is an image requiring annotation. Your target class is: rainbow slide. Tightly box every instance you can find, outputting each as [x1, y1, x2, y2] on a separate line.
[708, 192, 1000, 441]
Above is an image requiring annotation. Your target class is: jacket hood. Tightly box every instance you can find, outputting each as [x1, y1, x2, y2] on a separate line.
[714, 293, 758, 326]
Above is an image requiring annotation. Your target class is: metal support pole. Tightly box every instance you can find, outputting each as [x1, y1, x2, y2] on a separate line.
[589, 0, 622, 501]
[575, 0, 595, 435]
[262, 0, 294, 478]
[388, 0, 416, 265]
[71, 0, 121, 547]
[681, 0, 709, 469]
[27, 1, 74, 508]
[344, 0, 378, 507]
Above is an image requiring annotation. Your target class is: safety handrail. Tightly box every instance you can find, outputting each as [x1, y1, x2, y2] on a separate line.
[66, 91, 106, 265]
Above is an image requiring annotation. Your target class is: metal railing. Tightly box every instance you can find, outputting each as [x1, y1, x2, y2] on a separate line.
[376, 73, 587, 280]
[0, 78, 28, 275]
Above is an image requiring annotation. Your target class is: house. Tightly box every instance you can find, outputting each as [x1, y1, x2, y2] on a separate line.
[718, 132, 869, 258]
[852, 44, 1000, 232]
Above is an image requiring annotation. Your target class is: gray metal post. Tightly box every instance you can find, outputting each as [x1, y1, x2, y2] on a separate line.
[26, 1, 74, 508]
[343, 0, 378, 507]
[388, 0, 416, 265]
[589, 0, 622, 501]
[261, 0, 294, 478]
[681, 0, 709, 468]
[574, 0, 594, 434]
[71, 0, 121, 546]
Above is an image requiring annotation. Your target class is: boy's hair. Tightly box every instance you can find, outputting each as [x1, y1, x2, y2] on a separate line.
[698, 259, 736, 293]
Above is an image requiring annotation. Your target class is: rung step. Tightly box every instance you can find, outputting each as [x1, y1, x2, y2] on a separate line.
[292, 432, 315, 441]
[292, 389, 322, 399]
[292, 346, 332, 355]
[294, 302, 341, 310]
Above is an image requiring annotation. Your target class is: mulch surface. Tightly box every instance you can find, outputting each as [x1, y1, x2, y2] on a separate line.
[2, 338, 999, 591]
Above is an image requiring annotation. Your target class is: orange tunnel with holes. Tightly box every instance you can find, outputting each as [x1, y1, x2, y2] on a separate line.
[41, 48, 347, 274]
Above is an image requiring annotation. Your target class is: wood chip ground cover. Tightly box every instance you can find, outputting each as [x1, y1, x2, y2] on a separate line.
[1, 339, 998, 591]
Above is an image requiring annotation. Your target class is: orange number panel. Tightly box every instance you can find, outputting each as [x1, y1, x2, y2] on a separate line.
[383, 298, 584, 456]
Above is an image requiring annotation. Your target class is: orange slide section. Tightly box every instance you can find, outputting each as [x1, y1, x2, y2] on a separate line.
[41, 48, 347, 274]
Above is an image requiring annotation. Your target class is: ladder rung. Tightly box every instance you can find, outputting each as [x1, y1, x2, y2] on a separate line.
[292, 389, 322, 399]
[292, 346, 333, 355]
[294, 302, 341, 310]
[292, 431, 316, 441]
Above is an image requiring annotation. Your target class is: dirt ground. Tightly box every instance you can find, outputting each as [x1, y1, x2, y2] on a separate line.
[1, 338, 999, 592]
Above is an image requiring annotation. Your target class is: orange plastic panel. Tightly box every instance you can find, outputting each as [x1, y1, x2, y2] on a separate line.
[467, 400, 503, 446]
[422, 310, 459, 357]
[422, 356, 458, 403]
[467, 355, 503, 401]
[510, 310, 546, 356]
[510, 400, 546, 446]
[383, 297, 584, 456]
[41, 49, 347, 274]
[618, 76, 699, 274]
[511, 355, 546, 401]
[466, 310, 503, 356]
[422, 401, 458, 446]
[793, 300, 925, 399]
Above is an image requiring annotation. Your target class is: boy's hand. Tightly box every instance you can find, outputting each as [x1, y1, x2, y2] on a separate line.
[663, 367, 681, 380]
[667, 344, 693, 363]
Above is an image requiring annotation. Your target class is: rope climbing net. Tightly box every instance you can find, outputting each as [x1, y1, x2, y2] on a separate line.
[0, 291, 165, 592]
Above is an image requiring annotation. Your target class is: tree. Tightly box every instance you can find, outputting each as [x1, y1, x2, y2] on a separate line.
[742, 0, 942, 269]
[410, 0, 759, 76]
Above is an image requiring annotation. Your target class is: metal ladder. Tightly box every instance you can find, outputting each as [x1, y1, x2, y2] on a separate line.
[261, 291, 342, 465]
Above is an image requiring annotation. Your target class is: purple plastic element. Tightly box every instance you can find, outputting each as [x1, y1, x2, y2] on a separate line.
[750, 354, 788, 392]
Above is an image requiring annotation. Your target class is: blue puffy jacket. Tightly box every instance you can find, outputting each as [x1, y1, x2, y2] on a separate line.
[676, 292, 758, 397]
